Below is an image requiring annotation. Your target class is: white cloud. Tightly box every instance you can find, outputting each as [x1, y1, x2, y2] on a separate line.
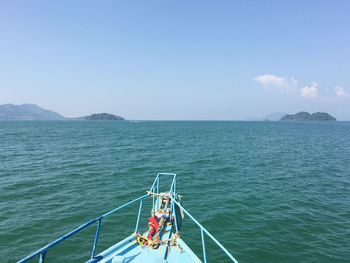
[254, 75, 346, 101]
[253, 74, 297, 92]
[301, 82, 318, 98]
[334, 86, 349, 97]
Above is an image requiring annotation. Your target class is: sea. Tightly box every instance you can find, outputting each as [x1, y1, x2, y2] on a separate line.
[1, 120, 349, 263]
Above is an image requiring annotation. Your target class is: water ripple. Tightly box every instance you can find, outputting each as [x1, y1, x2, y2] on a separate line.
[0, 121, 349, 262]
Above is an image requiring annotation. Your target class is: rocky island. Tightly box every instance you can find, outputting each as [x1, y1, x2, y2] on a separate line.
[280, 111, 336, 121]
[84, 113, 125, 120]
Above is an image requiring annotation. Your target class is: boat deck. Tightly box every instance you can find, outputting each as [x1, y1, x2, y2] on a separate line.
[18, 174, 238, 263]
[87, 225, 202, 263]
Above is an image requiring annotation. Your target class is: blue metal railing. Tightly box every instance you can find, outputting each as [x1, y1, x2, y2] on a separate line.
[169, 196, 239, 263]
[17, 194, 148, 263]
[152, 173, 239, 263]
[17, 173, 239, 263]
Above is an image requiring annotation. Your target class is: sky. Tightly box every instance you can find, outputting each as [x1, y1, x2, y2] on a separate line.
[1, 0, 349, 120]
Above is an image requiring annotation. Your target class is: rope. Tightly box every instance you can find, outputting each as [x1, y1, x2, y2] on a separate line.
[137, 192, 184, 252]
[133, 232, 183, 252]
[146, 191, 183, 198]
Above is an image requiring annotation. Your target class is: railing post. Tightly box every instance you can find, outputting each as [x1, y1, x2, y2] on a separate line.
[170, 196, 239, 263]
[157, 176, 159, 195]
[135, 199, 143, 233]
[201, 228, 207, 263]
[91, 218, 102, 259]
[152, 185, 155, 215]
[18, 195, 149, 263]
[156, 176, 159, 211]
[39, 251, 46, 263]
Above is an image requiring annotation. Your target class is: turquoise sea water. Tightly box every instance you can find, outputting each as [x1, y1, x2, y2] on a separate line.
[1, 121, 349, 263]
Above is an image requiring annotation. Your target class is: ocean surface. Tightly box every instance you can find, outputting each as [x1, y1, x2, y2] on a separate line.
[1, 121, 349, 263]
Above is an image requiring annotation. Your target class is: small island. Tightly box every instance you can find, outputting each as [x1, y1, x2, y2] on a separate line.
[85, 113, 125, 121]
[280, 111, 336, 121]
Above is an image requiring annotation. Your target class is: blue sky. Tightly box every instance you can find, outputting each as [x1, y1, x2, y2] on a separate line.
[1, 0, 349, 120]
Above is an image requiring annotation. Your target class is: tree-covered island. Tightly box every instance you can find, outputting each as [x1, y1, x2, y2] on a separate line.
[280, 111, 336, 121]
[85, 113, 125, 120]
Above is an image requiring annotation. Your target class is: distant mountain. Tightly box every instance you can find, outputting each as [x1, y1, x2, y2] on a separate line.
[0, 104, 127, 121]
[246, 112, 287, 121]
[0, 104, 65, 120]
[263, 112, 287, 121]
[280, 111, 336, 121]
[84, 113, 125, 120]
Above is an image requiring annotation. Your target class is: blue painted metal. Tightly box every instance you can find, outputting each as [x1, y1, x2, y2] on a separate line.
[152, 185, 155, 215]
[93, 231, 200, 263]
[157, 176, 159, 195]
[17, 173, 239, 263]
[134, 199, 143, 233]
[169, 174, 176, 194]
[38, 252, 46, 263]
[201, 228, 207, 263]
[91, 218, 102, 259]
[17, 194, 148, 263]
[149, 173, 159, 192]
[18, 218, 97, 263]
[156, 176, 159, 212]
[170, 196, 240, 263]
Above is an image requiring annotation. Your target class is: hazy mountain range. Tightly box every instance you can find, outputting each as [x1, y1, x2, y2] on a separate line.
[245, 112, 287, 121]
[0, 104, 340, 121]
[0, 104, 65, 120]
[0, 104, 124, 120]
